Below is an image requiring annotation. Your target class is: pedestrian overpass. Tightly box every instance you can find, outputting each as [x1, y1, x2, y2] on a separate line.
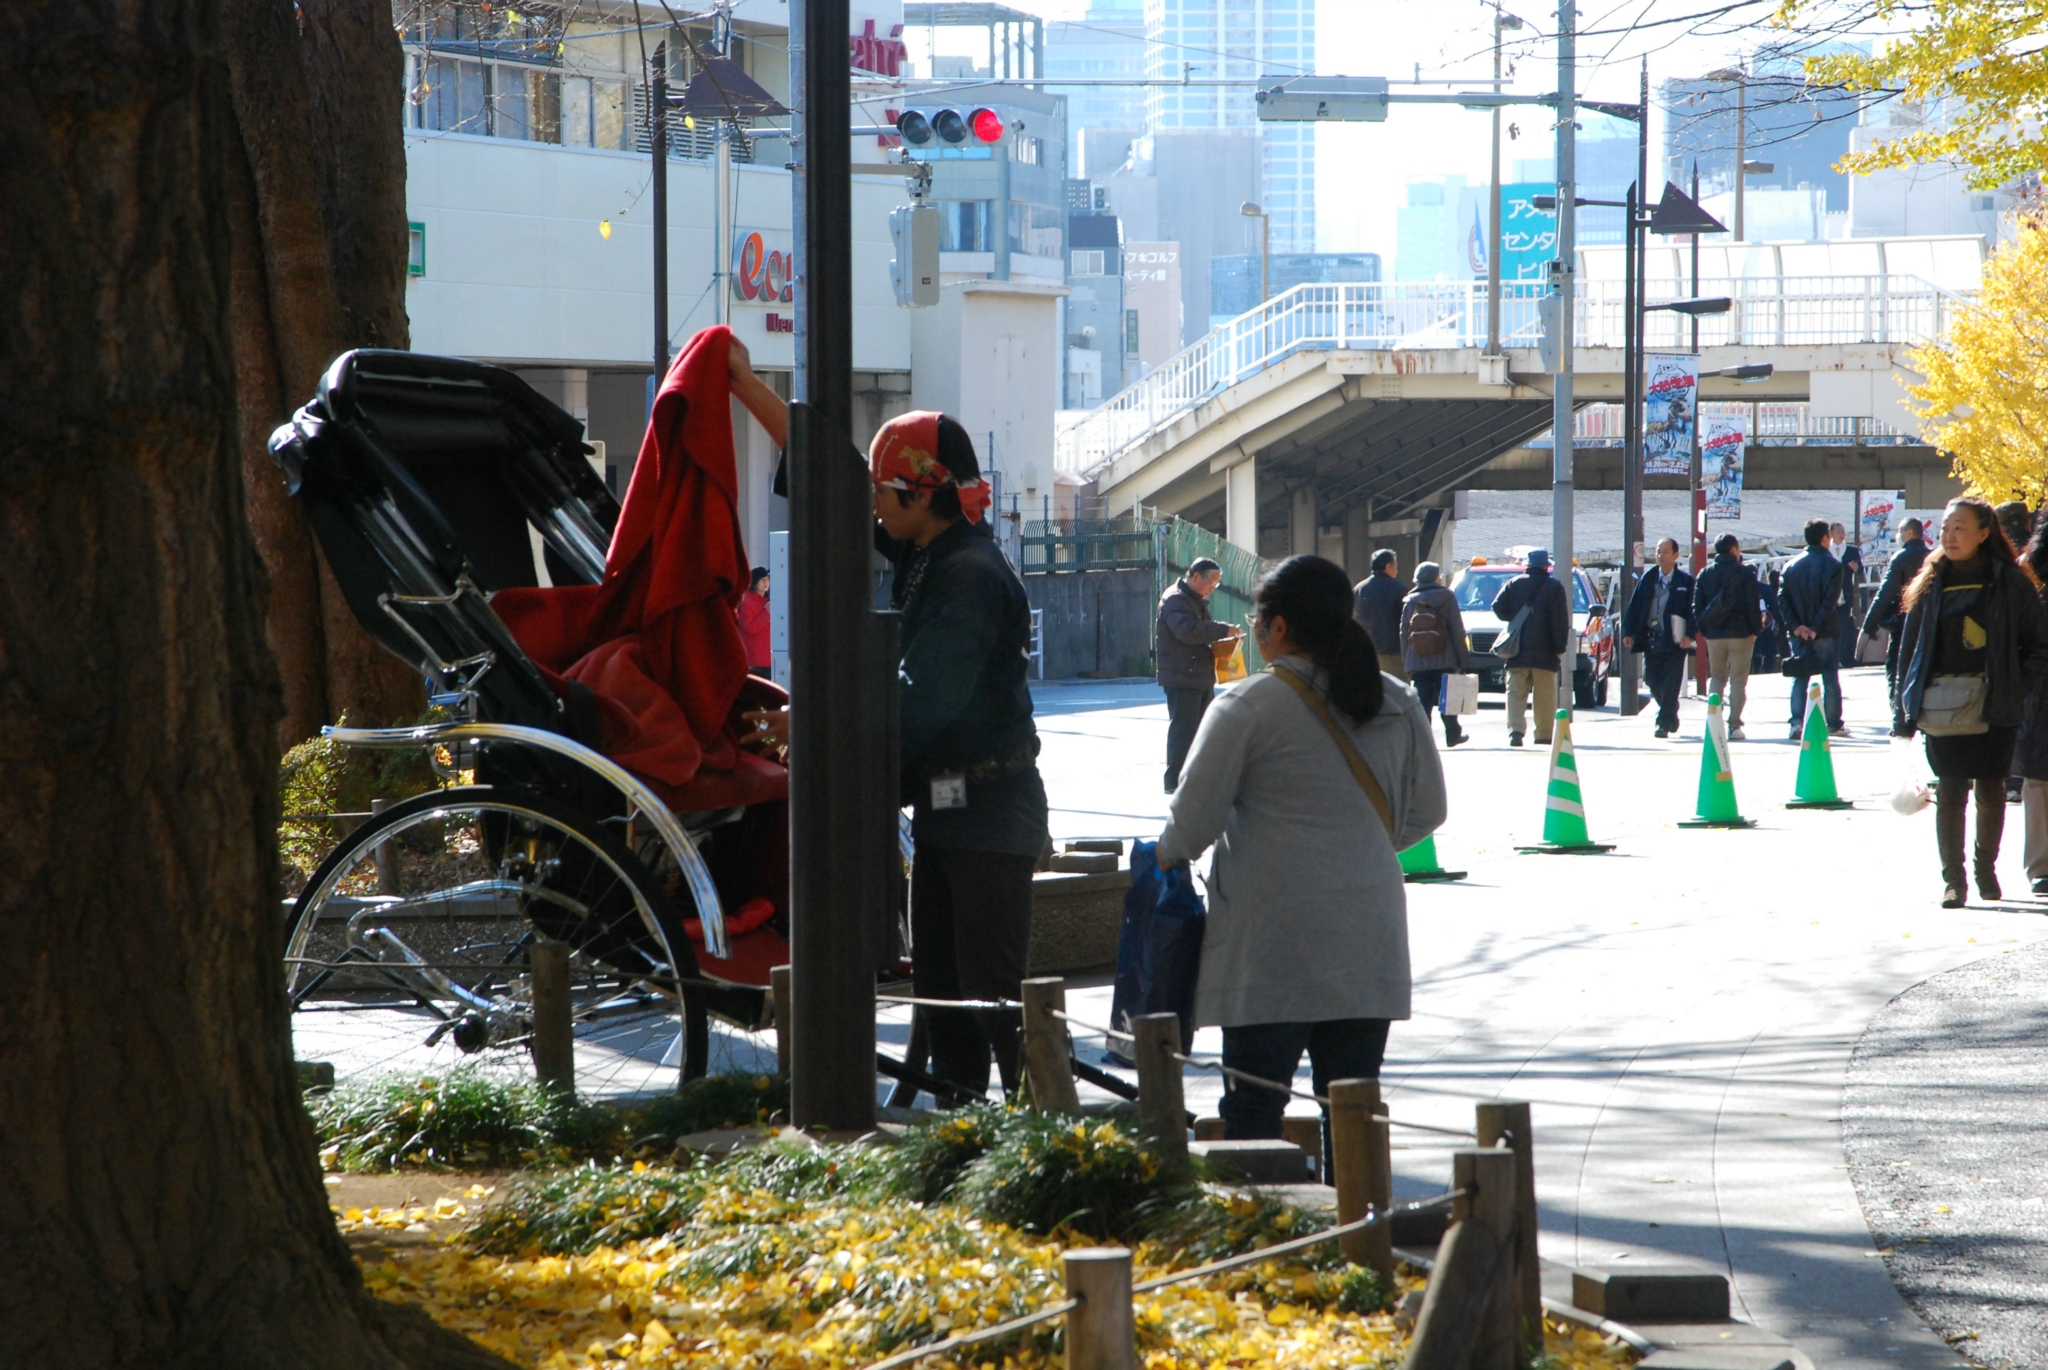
[1054, 248, 1977, 570]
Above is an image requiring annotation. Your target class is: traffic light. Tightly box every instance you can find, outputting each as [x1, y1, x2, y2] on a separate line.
[889, 204, 940, 308]
[895, 106, 1005, 148]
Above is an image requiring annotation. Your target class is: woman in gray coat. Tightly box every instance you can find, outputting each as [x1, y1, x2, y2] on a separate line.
[1158, 555, 1448, 1142]
[1400, 561, 1472, 747]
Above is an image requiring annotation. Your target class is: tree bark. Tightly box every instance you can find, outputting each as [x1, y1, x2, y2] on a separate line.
[0, 4, 507, 1365]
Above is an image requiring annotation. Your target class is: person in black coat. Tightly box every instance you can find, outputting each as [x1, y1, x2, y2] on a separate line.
[1754, 569, 1784, 674]
[1490, 548, 1572, 746]
[2015, 524, 2048, 897]
[1352, 548, 1410, 681]
[1621, 538, 1696, 738]
[1693, 533, 1764, 737]
[1779, 519, 1847, 737]
[1156, 559, 1244, 792]
[1895, 497, 2048, 906]
[1862, 518, 1929, 710]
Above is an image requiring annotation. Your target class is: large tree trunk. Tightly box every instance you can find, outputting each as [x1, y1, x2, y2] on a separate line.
[228, 0, 420, 744]
[0, 4, 506, 1365]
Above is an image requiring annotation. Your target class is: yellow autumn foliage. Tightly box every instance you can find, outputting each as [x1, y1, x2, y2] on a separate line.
[1779, 0, 2048, 190]
[1906, 216, 2048, 505]
[350, 1179, 1638, 1370]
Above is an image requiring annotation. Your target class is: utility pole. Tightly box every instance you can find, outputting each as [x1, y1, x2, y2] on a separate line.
[1485, 5, 1523, 356]
[1732, 67, 1746, 242]
[651, 40, 669, 379]
[1551, 0, 1576, 704]
[1620, 58, 1648, 716]
[713, 6, 733, 324]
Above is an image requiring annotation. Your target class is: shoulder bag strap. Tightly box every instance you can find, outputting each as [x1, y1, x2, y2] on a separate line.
[1266, 665, 1397, 840]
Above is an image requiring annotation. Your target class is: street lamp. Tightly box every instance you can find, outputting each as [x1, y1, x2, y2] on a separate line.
[1647, 295, 1733, 316]
[1240, 201, 1270, 305]
[1485, 5, 1526, 358]
[1704, 66, 1751, 241]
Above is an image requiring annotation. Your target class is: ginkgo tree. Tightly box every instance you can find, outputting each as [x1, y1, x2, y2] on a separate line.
[1906, 215, 2048, 503]
[1778, 0, 2048, 189]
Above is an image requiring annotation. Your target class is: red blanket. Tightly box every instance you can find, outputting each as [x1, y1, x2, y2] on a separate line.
[494, 326, 787, 812]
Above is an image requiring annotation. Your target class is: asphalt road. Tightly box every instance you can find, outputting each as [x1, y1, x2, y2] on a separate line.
[1032, 662, 2048, 1370]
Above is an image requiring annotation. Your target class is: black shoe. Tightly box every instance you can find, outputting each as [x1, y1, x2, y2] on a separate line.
[1446, 732, 1468, 748]
[2032, 878, 2048, 898]
[1942, 884, 1968, 909]
[1654, 728, 1669, 739]
[1829, 725, 1848, 736]
[1509, 732, 1524, 747]
[1978, 870, 2003, 901]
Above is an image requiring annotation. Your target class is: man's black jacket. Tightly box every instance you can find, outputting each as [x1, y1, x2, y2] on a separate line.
[1693, 553, 1764, 639]
[1622, 565, 1694, 650]
[1779, 546, 1844, 639]
[1352, 572, 1409, 656]
[1491, 570, 1572, 670]
[1862, 540, 1929, 637]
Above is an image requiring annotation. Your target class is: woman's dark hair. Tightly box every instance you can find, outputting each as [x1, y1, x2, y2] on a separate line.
[1905, 496, 2020, 610]
[749, 565, 769, 585]
[893, 414, 978, 520]
[2021, 516, 2048, 590]
[1254, 555, 1384, 724]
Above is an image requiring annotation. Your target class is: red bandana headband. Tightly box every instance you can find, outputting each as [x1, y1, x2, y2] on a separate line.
[869, 411, 992, 525]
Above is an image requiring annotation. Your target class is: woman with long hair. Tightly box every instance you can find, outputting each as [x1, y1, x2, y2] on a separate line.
[2014, 520, 2048, 897]
[1157, 555, 1447, 1144]
[1894, 497, 2048, 907]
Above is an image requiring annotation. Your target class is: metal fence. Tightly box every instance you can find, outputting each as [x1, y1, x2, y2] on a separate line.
[1055, 274, 1971, 478]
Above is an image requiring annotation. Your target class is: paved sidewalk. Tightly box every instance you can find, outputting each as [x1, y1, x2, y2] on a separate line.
[1035, 666, 2048, 1370]
[1844, 941, 2048, 1368]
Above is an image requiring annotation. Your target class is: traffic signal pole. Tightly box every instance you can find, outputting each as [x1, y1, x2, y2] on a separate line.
[1551, 0, 1576, 707]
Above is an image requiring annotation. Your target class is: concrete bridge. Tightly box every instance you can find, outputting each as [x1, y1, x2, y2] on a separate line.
[1054, 264, 1973, 571]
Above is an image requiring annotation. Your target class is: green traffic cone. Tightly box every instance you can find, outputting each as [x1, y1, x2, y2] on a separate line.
[1399, 832, 1466, 882]
[1518, 710, 1615, 853]
[1681, 692, 1756, 828]
[1788, 680, 1853, 809]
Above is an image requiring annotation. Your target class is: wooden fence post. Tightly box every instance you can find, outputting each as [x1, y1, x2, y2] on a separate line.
[1132, 1013, 1188, 1165]
[771, 964, 792, 1077]
[529, 940, 575, 1094]
[1328, 1079, 1394, 1277]
[370, 797, 398, 893]
[1402, 1149, 1515, 1370]
[1063, 1247, 1136, 1370]
[1020, 977, 1082, 1114]
[1476, 1100, 1541, 1366]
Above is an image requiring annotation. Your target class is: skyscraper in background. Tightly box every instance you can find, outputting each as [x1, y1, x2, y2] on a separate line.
[1045, 0, 1148, 173]
[1144, 0, 1315, 253]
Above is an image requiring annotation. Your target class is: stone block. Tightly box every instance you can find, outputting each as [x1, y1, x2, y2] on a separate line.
[1027, 869, 1126, 975]
[1573, 1267, 1731, 1323]
[1048, 851, 1121, 874]
[1189, 1139, 1313, 1184]
[1639, 1352, 1794, 1370]
[1064, 839, 1126, 854]
[1390, 1204, 1450, 1249]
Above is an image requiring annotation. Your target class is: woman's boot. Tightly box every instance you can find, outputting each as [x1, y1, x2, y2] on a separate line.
[1937, 783, 1968, 907]
[1976, 778, 2006, 900]
[1444, 715, 1466, 748]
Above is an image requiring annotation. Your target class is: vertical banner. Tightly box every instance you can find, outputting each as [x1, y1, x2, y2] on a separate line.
[1859, 489, 1906, 561]
[1643, 354, 1698, 476]
[1702, 414, 1746, 519]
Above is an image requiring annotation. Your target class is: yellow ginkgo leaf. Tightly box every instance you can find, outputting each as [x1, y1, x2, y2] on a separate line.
[599, 220, 612, 240]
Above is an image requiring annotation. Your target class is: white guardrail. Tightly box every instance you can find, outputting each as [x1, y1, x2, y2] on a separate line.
[1056, 274, 1972, 476]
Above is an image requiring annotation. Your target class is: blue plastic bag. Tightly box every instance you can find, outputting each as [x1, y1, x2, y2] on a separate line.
[1108, 840, 1206, 1055]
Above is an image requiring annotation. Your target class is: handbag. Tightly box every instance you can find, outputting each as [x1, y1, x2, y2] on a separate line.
[1918, 673, 1989, 736]
[1491, 603, 1532, 660]
[1781, 635, 1835, 677]
[1108, 841, 1205, 1053]
[1442, 672, 1480, 717]
[1212, 636, 1247, 683]
[1267, 665, 1398, 841]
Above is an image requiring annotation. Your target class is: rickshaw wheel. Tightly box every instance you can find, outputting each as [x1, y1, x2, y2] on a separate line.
[284, 785, 712, 1102]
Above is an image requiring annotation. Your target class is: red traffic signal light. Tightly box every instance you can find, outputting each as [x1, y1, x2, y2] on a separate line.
[969, 107, 1004, 142]
[894, 106, 1006, 148]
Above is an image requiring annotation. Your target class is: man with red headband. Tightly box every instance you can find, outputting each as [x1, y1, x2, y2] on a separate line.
[730, 343, 1046, 1101]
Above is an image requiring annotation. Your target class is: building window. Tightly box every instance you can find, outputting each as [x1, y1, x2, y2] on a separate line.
[408, 222, 426, 277]
[1124, 309, 1140, 355]
[1072, 249, 1106, 275]
[938, 201, 992, 252]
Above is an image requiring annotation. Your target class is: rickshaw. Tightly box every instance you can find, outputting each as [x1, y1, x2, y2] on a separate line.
[271, 349, 791, 1101]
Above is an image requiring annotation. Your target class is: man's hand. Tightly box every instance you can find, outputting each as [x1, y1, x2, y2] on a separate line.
[1793, 625, 1817, 641]
[1621, 635, 1633, 650]
[741, 707, 789, 751]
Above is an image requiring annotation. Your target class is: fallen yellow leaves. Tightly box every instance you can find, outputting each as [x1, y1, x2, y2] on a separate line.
[348, 1175, 1636, 1370]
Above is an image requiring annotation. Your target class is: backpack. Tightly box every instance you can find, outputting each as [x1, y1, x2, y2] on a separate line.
[1698, 567, 1754, 633]
[1405, 597, 1449, 659]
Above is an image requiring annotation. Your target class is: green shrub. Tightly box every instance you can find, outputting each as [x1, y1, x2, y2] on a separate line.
[1337, 1265, 1394, 1315]
[884, 1104, 1004, 1202]
[277, 724, 444, 886]
[309, 1067, 617, 1171]
[632, 1071, 789, 1141]
[951, 1111, 1193, 1241]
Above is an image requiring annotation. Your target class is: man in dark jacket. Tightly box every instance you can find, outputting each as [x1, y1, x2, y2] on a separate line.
[1692, 533, 1763, 738]
[1862, 517, 1928, 708]
[1491, 547, 1572, 747]
[1780, 517, 1846, 737]
[1621, 537, 1696, 738]
[1156, 558, 1242, 792]
[1353, 548, 1409, 680]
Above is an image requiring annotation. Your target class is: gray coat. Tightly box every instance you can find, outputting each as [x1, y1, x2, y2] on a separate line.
[1353, 573, 1409, 656]
[1400, 583, 1471, 674]
[1157, 657, 1448, 1028]
[1156, 579, 1235, 689]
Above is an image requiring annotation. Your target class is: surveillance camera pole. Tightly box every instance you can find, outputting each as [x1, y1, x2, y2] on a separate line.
[1551, 0, 1576, 705]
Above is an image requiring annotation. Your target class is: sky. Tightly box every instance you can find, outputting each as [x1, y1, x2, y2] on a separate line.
[905, 0, 1873, 264]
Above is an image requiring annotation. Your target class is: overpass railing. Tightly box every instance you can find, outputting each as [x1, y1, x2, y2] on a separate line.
[1056, 273, 1969, 478]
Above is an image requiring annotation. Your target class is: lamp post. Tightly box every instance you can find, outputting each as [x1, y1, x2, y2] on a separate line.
[1484, 6, 1525, 357]
[1703, 66, 1771, 242]
[1240, 201, 1269, 305]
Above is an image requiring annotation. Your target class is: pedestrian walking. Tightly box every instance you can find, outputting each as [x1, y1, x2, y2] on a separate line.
[1837, 542, 1865, 651]
[737, 566, 772, 678]
[1754, 569, 1784, 675]
[1692, 533, 1762, 738]
[1893, 497, 2048, 908]
[1996, 500, 2034, 561]
[1353, 549, 1410, 681]
[1157, 555, 1447, 1144]
[1157, 557, 1244, 793]
[1400, 561, 1471, 747]
[1780, 518, 1847, 738]
[1863, 518, 1929, 712]
[727, 343, 1045, 1097]
[1621, 538, 1695, 738]
[1490, 549, 1572, 747]
[2014, 523, 2048, 898]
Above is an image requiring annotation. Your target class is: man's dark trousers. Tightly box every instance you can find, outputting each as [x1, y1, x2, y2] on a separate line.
[1644, 646, 1685, 732]
[912, 849, 1034, 1098]
[1220, 1018, 1392, 1162]
[1789, 643, 1843, 729]
[1164, 686, 1213, 791]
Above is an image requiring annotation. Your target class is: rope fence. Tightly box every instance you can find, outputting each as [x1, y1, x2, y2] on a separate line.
[859, 1297, 1081, 1370]
[1128, 1190, 1467, 1294]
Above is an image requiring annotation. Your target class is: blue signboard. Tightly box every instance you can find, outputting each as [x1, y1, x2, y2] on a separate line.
[1497, 182, 1560, 283]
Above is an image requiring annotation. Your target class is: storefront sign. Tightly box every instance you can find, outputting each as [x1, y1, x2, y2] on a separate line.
[731, 230, 795, 304]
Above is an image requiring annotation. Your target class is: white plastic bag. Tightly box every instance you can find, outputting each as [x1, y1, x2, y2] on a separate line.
[1442, 673, 1480, 716]
[1890, 739, 1933, 815]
